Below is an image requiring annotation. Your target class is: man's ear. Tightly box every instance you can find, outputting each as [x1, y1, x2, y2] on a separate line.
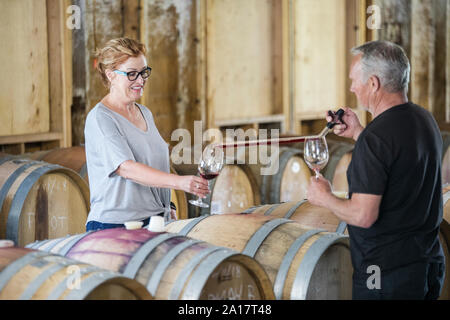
[369, 75, 381, 93]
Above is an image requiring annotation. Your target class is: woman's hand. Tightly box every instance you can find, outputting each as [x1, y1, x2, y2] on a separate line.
[326, 107, 364, 141]
[176, 175, 210, 198]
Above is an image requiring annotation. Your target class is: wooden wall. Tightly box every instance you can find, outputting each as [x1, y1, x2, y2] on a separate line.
[0, 0, 50, 136]
[374, 0, 450, 124]
[2, 0, 449, 151]
[140, 0, 201, 143]
[0, 0, 72, 153]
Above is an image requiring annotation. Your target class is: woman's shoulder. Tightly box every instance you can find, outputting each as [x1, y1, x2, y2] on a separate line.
[85, 102, 121, 136]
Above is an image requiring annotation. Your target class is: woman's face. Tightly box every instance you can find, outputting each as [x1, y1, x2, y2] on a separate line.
[107, 54, 148, 102]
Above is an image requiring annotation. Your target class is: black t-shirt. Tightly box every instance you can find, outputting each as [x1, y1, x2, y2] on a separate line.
[347, 102, 444, 275]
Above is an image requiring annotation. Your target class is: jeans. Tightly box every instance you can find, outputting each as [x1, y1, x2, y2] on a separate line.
[86, 213, 164, 232]
[352, 260, 445, 300]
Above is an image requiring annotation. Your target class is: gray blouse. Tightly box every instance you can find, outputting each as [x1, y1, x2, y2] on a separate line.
[84, 102, 171, 224]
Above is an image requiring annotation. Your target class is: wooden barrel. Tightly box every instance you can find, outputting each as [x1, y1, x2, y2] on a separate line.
[26, 228, 275, 300]
[244, 198, 348, 234]
[286, 137, 353, 193]
[0, 158, 90, 247]
[173, 163, 260, 216]
[23, 147, 88, 184]
[165, 214, 352, 300]
[0, 246, 152, 300]
[247, 147, 311, 204]
[321, 140, 353, 193]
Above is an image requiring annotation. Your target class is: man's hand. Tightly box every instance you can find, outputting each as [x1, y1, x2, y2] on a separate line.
[306, 174, 333, 207]
[326, 107, 364, 141]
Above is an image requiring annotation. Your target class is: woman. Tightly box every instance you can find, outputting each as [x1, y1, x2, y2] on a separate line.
[84, 38, 209, 231]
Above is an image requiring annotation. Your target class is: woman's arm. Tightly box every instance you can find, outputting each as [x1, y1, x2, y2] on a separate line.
[116, 160, 209, 198]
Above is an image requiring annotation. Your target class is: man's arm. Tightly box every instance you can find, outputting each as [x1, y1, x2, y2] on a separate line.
[307, 175, 381, 228]
[321, 192, 381, 228]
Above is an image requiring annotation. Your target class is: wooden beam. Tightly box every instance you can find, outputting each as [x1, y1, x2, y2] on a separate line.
[433, 0, 447, 123]
[197, 0, 208, 130]
[0, 132, 62, 145]
[411, 0, 434, 112]
[123, 0, 140, 40]
[282, 0, 292, 134]
[446, 0, 450, 122]
[46, 0, 73, 147]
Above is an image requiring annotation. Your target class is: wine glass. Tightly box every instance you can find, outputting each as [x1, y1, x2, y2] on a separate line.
[304, 136, 329, 179]
[189, 144, 224, 208]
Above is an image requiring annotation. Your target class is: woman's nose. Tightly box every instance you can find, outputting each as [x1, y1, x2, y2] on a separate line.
[135, 75, 145, 85]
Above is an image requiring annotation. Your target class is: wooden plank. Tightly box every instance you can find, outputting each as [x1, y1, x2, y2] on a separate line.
[0, 0, 50, 136]
[284, 0, 294, 134]
[447, 0, 450, 122]
[293, 0, 347, 118]
[345, 0, 358, 111]
[433, 0, 447, 123]
[84, 0, 123, 113]
[271, 0, 283, 117]
[0, 132, 62, 145]
[46, 0, 73, 147]
[141, 0, 198, 142]
[411, 0, 434, 112]
[206, 0, 277, 121]
[123, 0, 141, 40]
[197, 0, 208, 130]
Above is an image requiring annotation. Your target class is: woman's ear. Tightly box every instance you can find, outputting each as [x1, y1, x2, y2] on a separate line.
[105, 69, 115, 83]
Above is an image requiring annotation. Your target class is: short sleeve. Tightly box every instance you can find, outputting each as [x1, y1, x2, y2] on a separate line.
[348, 131, 390, 195]
[95, 111, 136, 177]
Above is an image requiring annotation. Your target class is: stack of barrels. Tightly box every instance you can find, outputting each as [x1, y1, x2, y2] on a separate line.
[2, 129, 449, 300]
[25, 228, 275, 300]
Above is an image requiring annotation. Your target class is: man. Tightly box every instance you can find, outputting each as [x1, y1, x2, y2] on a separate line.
[307, 40, 445, 299]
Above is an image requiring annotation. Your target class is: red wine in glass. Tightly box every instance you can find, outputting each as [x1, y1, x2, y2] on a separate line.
[189, 144, 224, 208]
[200, 172, 219, 180]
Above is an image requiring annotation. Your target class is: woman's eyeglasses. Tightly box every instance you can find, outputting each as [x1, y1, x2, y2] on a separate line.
[114, 67, 152, 81]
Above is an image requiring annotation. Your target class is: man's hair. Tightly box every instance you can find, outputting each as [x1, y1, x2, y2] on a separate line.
[351, 40, 410, 93]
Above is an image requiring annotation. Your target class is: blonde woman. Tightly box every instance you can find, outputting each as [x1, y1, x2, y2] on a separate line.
[84, 38, 208, 231]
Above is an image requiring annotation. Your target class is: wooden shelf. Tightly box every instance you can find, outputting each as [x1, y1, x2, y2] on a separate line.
[215, 114, 286, 132]
[0, 132, 63, 145]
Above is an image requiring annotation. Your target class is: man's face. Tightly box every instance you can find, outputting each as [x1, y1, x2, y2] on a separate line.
[349, 54, 371, 110]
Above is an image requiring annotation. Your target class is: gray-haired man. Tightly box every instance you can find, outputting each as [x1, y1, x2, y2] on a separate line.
[307, 40, 445, 299]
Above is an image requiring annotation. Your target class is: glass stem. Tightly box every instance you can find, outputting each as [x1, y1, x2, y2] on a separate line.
[314, 169, 320, 180]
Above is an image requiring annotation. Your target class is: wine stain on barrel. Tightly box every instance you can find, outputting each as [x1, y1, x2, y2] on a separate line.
[35, 184, 48, 240]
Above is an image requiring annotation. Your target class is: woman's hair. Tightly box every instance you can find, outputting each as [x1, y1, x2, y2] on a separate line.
[94, 38, 147, 88]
